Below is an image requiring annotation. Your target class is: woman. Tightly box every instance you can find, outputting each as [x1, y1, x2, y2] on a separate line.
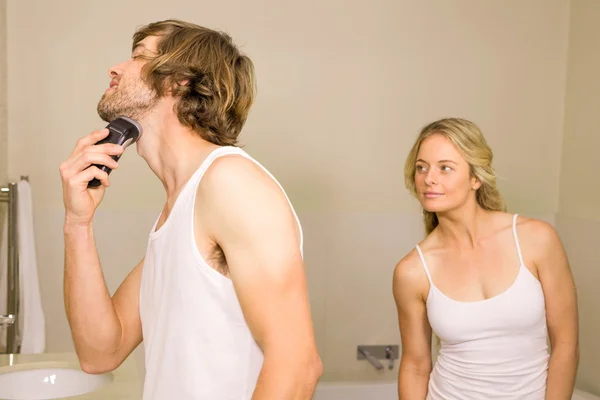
[393, 118, 579, 399]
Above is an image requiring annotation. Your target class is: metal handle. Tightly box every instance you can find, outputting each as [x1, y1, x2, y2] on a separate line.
[1, 180, 20, 353]
[357, 344, 399, 371]
[385, 345, 394, 369]
[0, 315, 15, 326]
[357, 346, 384, 370]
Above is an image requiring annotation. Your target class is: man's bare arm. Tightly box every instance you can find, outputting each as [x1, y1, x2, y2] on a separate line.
[63, 229, 143, 373]
[199, 155, 322, 399]
[61, 129, 143, 374]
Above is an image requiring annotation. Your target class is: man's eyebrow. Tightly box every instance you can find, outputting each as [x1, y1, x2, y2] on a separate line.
[132, 44, 158, 55]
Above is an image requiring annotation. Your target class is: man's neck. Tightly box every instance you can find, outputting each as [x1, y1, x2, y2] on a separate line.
[138, 112, 222, 200]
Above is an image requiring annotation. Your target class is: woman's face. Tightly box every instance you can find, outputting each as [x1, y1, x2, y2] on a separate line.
[414, 134, 481, 213]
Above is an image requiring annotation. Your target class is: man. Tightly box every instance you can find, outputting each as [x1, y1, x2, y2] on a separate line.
[59, 19, 322, 399]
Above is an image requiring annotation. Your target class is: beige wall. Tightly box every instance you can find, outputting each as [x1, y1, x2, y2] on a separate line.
[7, 0, 592, 386]
[557, 0, 600, 394]
[0, 0, 6, 246]
[0, 0, 5, 187]
[559, 0, 600, 219]
[0, 0, 5, 185]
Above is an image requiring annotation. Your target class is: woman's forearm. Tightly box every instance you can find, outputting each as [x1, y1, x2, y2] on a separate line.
[545, 344, 579, 400]
[398, 360, 430, 399]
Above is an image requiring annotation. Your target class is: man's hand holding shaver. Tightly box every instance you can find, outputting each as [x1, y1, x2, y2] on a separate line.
[59, 128, 124, 226]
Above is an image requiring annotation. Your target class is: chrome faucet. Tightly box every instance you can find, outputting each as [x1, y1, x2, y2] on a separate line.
[357, 345, 384, 370]
[385, 345, 394, 369]
[0, 315, 15, 327]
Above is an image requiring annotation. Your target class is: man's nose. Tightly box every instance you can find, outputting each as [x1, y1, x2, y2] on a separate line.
[107, 61, 126, 79]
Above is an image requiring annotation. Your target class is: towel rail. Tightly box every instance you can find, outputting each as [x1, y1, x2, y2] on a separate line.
[0, 175, 27, 354]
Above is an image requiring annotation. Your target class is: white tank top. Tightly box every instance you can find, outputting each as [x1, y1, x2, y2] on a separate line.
[416, 214, 550, 399]
[139, 146, 303, 400]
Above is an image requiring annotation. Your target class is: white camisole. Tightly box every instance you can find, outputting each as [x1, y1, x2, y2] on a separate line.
[416, 214, 550, 399]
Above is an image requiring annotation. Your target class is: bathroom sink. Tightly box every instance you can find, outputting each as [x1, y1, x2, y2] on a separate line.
[0, 367, 113, 399]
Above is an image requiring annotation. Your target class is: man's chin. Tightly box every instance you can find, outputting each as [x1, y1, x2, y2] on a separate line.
[96, 95, 156, 123]
[97, 105, 123, 123]
[97, 111, 116, 123]
[97, 100, 113, 122]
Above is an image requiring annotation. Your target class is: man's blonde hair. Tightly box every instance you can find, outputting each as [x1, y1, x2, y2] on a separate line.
[133, 19, 256, 146]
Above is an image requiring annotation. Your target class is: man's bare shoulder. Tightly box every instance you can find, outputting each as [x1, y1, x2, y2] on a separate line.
[200, 152, 281, 192]
[195, 151, 298, 246]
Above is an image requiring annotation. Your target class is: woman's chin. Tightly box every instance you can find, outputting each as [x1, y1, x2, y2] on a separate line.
[420, 199, 449, 213]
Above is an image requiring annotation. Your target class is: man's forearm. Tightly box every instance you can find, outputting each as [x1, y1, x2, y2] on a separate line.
[64, 222, 121, 363]
[545, 345, 579, 400]
[251, 356, 322, 400]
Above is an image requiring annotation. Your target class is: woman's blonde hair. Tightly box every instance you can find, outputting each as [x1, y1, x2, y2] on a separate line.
[404, 118, 506, 235]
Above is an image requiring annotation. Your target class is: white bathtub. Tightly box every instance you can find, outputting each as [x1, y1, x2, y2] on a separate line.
[313, 381, 599, 400]
[313, 382, 395, 400]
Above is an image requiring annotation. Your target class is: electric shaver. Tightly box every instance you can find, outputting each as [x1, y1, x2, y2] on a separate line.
[87, 116, 142, 188]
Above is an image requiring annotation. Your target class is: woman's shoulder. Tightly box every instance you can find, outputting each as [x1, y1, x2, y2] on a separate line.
[393, 247, 431, 303]
[512, 213, 557, 239]
[485, 211, 556, 238]
[393, 244, 429, 285]
[511, 213, 563, 266]
[394, 246, 422, 278]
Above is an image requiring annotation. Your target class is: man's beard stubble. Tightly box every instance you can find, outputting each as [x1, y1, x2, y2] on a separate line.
[97, 80, 159, 123]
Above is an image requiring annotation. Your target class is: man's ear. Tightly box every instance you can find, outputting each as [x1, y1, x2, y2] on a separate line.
[166, 79, 190, 95]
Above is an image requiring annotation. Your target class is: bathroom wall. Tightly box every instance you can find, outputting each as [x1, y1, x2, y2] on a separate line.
[556, 0, 600, 394]
[5, 0, 577, 383]
[0, 0, 7, 351]
[0, 0, 6, 200]
[0, 1, 7, 318]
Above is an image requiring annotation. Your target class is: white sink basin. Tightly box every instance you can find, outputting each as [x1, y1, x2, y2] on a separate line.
[0, 367, 113, 399]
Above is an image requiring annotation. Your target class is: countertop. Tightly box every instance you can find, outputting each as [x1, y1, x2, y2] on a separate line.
[0, 352, 142, 399]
